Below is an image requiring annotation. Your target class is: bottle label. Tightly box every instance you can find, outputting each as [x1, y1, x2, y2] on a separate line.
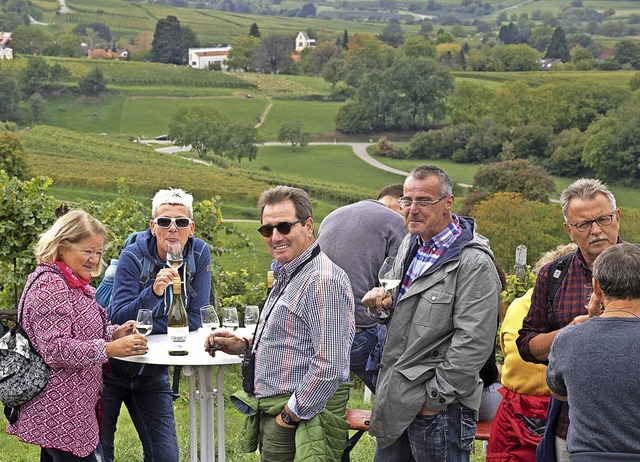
[167, 326, 189, 354]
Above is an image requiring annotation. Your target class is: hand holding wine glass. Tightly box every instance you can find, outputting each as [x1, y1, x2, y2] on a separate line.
[135, 309, 153, 337]
[378, 256, 400, 294]
[166, 242, 183, 270]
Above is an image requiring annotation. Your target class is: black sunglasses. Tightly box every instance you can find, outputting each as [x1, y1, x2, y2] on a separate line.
[257, 218, 308, 238]
[153, 217, 192, 229]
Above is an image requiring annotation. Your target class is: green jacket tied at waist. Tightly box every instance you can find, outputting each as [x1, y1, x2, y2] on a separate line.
[231, 382, 352, 462]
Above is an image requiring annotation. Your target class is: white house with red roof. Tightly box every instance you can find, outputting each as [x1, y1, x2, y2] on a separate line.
[188, 46, 231, 70]
[0, 32, 13, 60]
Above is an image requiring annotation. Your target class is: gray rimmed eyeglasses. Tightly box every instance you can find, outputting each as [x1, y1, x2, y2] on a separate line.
[567, 213, 615, 232]
[397, 195, 450, 209]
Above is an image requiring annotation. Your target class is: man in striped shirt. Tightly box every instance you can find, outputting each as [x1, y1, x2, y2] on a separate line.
[206, 186, 355, 461]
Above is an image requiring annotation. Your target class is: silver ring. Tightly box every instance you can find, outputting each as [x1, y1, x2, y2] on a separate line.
[135, 345, 139, 351]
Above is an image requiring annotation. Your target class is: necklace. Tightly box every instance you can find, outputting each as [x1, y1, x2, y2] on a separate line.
[601, 309, 640, 318]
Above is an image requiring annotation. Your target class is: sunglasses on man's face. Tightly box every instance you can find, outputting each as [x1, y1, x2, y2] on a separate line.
[153, 217, 192, 229]
[257, 218, 307, 238]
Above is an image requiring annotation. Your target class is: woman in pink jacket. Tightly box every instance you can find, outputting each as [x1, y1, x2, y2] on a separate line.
[7, 210, 147, 462]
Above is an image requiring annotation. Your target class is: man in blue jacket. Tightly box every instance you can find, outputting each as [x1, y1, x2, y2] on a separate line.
[363, 165, 500, 461]
[102, 188, 211, 462]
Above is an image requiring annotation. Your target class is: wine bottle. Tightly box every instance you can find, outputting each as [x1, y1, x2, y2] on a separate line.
[266, 270, 274, 296]
[167, 277, 189, 356]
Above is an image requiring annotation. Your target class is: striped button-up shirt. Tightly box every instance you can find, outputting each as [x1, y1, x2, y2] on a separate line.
[398, 216, 461, 301]
[254, 242, 355, 419]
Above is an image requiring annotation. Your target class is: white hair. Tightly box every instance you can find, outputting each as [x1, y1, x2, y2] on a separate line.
[152, 188, 193, 218]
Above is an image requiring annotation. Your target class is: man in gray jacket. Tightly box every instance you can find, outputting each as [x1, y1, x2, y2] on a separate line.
[363, 165, 501, 461]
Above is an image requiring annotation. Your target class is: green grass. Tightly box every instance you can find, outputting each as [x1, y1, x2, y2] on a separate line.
[0, 367, 380, 462]
[39, 94, 267, 138]
[258, 101, 343, 140]
[247, 145, 405, 191]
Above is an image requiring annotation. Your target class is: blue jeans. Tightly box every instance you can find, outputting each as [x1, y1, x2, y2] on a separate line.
[40, 444, 104, 462]
[101, 360, 179, 462]
[373, 402, 476, 462]
[350, 324, 385, 393]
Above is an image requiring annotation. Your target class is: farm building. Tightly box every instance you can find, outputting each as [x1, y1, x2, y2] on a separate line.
[295, 32, 316, 52]
[188, 46, 231, 70]
[0, 32, 13, 60]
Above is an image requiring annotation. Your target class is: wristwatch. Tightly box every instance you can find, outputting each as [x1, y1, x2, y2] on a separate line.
[280, 408, 299, 426]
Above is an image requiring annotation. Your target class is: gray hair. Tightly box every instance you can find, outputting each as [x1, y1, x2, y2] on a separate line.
[560, 178, 616, 222]
[35, 209, 108, 277]
[152, 188, 193, 218]
[258, 185, 313, 221]
[407, 164, 453, 197]
[593, 244, 640, 300]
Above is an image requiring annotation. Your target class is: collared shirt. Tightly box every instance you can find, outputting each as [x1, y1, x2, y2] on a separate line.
[398, 216, 461, 301]
[517, 249, 592, 439]
[254, 242, 355, 420]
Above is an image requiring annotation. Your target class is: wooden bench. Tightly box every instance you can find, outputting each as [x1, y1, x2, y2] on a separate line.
[342, 409, 492, 461]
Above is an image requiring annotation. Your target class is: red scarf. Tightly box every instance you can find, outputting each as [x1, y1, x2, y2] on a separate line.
[54, 261, 92, 293]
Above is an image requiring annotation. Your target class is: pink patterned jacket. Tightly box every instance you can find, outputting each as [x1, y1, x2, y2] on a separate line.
[7, 264, 117, 457]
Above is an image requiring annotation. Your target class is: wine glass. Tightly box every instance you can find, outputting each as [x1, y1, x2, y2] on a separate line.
[135, 309, 153, 337]
[244, 305, 260, 331]
[378, 256, 400, 294]
[222, 307, 239, 331]
[166, 242, 183, 270]
[200, 305, 220, 331]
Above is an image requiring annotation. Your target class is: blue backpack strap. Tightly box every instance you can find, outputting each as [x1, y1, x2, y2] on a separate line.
[139, 257, 155, 286]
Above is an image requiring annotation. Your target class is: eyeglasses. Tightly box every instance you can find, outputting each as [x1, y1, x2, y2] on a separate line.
[568, 213, 615, 232]
[397, 196, 450, 209]
[257, 218, 308, 238]
[153, 217, 192, 229]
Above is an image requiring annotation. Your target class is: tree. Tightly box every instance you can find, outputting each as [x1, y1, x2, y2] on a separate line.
[0, 131, 29, 179]
[278, 121, 310, 149]
[28, 92, 45, 123]
[337, 54, 453, 132]
[224, 123, 260, 162]
[545, 26, 569, 61]
[0, 74, 19, 122]
[249, 23, 261, 38]
[168, 106, 230, 159]
[337, 29, 349, 49]
[471, 192, 566, 271]
[0, 171, 57, 308]
[583, 96, 640, 184]
[614, 40, 640, 69]
[21, 56, 49, 97]
[252, 34, 295, 74]
[300, 3, 316, 17]
[399, 36, 436, 59]
[78, 68, 106, 96]
[72, 23, 112, 42]
[309, 43, 344, 76]
[448, 81, 494, 124]
[150, 16, 198, 65]
[228, 35, 261, 71]
[11, 25, 46, 55]
[378, 20, 404, 47]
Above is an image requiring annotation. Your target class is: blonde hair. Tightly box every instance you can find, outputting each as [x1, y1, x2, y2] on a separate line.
[35, 209, 108, 277]
[152, 188, 193, 218]
[533, 243, 578, 274]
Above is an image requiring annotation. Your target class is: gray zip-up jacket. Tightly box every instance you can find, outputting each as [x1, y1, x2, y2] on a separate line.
[369, 216, 500, 448]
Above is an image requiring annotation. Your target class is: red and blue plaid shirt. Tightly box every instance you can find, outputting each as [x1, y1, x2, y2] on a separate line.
[518, 248, 593, 440]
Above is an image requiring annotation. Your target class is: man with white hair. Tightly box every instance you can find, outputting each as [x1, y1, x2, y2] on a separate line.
[102, 188, 211, 462]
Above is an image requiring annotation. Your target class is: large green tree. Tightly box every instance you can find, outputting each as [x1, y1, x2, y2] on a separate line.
[0, 74, 18, 122]
[150, 16, 198, 65]
[583, 96, 640, 184]
[224, 123, 260, 162]
[544, 26, 569, 61]
[277, 121, 310, 150]
[228, 35, 261, 71]
[78, 68, 106, 96]
[336, 54, 453, 132]
[168, 106, 230, 159]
